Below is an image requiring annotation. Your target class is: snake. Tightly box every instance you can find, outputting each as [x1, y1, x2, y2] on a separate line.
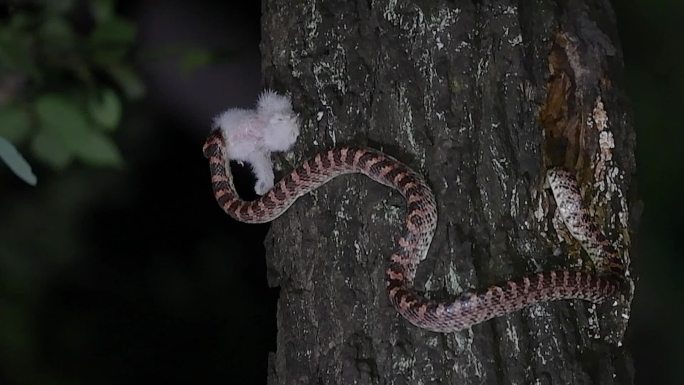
[203, 131, 625, 332]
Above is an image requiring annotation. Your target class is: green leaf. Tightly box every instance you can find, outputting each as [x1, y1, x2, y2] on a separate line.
[33, 94, 124, 168]
[0, 136, 37, 185]
[30, 129, 72, 169]
[0, 26, 36, 75]
[35, 94, 91, 153]
[45, 0, 76, 14]
[107, 65, 146, 99]
[0, 106, 31, 144]
[90, 17, 136, 47]
[91, 0, 116, 22]
[74, 130, 123, 167]
[89, 17, 136, 64]
[7, 12, 31, 31]
[88, 88, 121, 130]
[39, 15, 76, 51]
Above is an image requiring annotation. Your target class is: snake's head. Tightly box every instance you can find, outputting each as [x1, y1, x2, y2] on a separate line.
[546, 167, 570, 188]
[202, 131, 224, 159]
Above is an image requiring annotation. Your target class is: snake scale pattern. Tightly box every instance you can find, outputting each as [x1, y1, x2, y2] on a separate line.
[203, 131, 624, 332]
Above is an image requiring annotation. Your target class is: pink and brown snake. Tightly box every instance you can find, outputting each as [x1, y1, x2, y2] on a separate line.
[203, 131, 625, 332]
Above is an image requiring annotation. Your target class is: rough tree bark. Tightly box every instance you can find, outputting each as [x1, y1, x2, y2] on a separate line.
[261, 1, 636, 384]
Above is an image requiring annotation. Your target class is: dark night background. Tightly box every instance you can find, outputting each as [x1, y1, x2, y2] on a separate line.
[0, 1, 681, 384]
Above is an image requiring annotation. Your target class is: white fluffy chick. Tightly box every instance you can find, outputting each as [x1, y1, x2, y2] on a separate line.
[212, 90, 300, 195]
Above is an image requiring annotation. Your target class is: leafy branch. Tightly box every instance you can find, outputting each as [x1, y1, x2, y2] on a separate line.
[0, 0, 144, 184]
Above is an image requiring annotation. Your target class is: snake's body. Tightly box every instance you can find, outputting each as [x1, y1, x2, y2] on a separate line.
[203, 131, 624, 332]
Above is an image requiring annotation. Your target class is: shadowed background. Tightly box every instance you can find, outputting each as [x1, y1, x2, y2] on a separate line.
[0, 1, 681, 384]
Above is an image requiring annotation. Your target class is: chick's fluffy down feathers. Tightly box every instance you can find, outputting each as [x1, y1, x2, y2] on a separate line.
[212, 90, 300, 195]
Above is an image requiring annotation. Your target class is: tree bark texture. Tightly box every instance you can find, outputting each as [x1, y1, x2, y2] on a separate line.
[261, 1, 636, 384]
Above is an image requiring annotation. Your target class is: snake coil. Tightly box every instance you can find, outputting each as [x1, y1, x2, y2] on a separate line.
[204, 131, 624, 332]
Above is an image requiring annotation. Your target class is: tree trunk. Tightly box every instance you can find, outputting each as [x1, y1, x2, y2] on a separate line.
[261, 1, 636, 384]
